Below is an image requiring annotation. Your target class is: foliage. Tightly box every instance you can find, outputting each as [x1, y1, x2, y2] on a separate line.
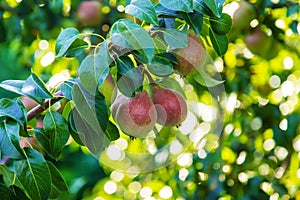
[0, 0, 300, 199]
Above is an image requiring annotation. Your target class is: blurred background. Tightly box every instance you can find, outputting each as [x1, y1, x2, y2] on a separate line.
[0, 0, 300, 199]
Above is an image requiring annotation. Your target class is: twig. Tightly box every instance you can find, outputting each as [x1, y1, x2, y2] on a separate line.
[27, 91, 63, 122]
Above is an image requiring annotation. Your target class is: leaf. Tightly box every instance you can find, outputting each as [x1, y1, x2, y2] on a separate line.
[0, 99, 26, 127]
[193, 0, 213, 16]
[159, 0, 193, 12]
[0, 80, 25, 96]
[163, 29, 188, 50]
[69, 108, 105, 154]
[14, 148, 51, 200]
[111, 19, 154, 62]
[22, 73, 53, 105]
[152, 35, 168, 54]
[10, 185, 30, 200]
[157, 18, 175, 29]
[158, 77, 186, 97]
[193, 70, 224, 87]
[68, 110, 84, 146]
[125, 0, 158, 25]
[116, 56, 144, 97]
[180, 11, 203, 35]
[105, 121, 120, 141]
[0, 164, 23, 189]
[0, 73, 52, 105]
[0, 184, 17, 199]
[55, 28, 87, 58]
[38, 111, 70, 159]
[60, 80, 75, 100]
[209, 28, 228, 56]
[78, 53, 110, 95]
[47, 162, 68, 199]
[0, 121, 24, 159]
[147, 55, 174, 76]
[204, 0, 221, 17]
[154, 3, 181, 18]
[72, 83, 109, 135]
[64, 38, 88, 58]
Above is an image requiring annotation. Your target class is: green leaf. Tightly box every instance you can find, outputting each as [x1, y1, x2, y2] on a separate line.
[158, 77, 186, 97]
[0, 99, 26, 127]
[0, 80, 25, 96]
[0, 164, 23, 189]
[68, 110, 84, 146]
[0, 121, 24, 159]
[163, 29, 188, 50]
[78, 53, 110, 95]
[147, 55, 174, 76]
[0, 184, 18, 199]
[193, 70, 224, 87]
[22, 73, 53, 105]
[69, 108, 105, 154]
[111, 19, 154, 62]
[38, 111, 70, 159]
[0, 73, 52, 105]
[14, 148, 51, 200]
[209, 13, 232, 34]
[180, 11, 203, 35]
[159, 0, 193, 12]
[10, 185, 30, 200]
[193, 0, 213, 16]
[116, 56, 143, 97]
[125, 0, 158, 25]
[152, 35, 168, 54]
[72, 83, 109, 136]
[47, 162, 68, 199]
[55, 28, 87, 58]
[154, 3, 181, 18]
[209, 28, 228, 56]
[204, 0, 221, 17]
[105, 121, 120, 141]
[60, 80, 75, 100]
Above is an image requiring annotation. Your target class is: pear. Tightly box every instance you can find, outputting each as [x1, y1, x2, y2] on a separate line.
[112, 91, 157, 138]
[174, 33, 206, 77]
[77, 1, 102, 26]
[152, 86, 187, 126]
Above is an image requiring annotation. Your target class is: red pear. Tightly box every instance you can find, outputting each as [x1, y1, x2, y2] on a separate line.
[152, 86, 187, 126]
[174, 33, 206, 77]
[77, 1, 102, 26]
[112, 91, 157, 138]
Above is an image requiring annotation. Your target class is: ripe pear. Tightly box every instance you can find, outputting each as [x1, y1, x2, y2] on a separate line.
[152, 86, 187, 126]
[77, 1, 102, 26]
[174, 33, 206, 77]
[112, 91, 157, 138]
[98, 74, 117, 106]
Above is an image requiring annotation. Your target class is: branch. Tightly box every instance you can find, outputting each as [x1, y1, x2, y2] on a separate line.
[27, 91, 63, 122]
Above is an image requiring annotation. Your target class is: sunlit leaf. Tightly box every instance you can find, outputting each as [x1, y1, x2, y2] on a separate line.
[111, 19, 154, 62]
[125, 0, 158, 25]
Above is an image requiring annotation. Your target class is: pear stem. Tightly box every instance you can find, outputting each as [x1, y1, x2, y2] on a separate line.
[143, 69, 156, 84]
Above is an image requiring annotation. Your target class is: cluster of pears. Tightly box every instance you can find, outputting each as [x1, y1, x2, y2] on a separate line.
[112, 86, 187, 138]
